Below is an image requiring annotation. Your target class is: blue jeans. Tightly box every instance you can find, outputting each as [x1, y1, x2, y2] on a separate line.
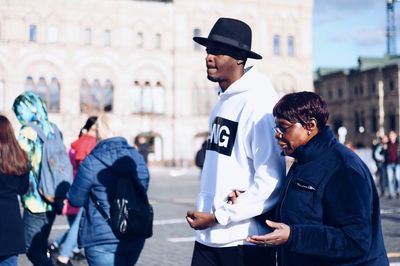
[23, 209, 56, 266]
[85, 240, 145, 266]
[54, 208, 83, 257]
[386, 163, 400, 197]
[0, 256, 17, 266]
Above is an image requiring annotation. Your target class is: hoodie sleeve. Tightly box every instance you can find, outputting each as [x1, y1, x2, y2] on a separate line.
[286, 167, 373, 259]
[214, 112, 285, 225]
[67, 155, 94, 207]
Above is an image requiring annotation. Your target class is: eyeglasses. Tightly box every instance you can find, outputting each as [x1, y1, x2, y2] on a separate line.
[273, 123, 296, 135]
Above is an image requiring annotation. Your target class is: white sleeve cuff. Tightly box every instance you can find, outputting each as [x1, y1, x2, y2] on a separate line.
[214, 207, 230, 226]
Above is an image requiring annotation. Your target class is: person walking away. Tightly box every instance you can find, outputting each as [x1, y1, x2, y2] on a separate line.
[372, 135, 388, 197]
[68, 114, 150, 266]
[185, 17, 285, 266]
[12, 91, 64, 266]
[385, 130, 400, 199]
[49, 116, 98, 266]
[0, 115, 30, 266]
[247, 91, 389, 266]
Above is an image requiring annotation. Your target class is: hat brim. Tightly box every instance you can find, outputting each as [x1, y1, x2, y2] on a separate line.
[193, 37, 262, 60]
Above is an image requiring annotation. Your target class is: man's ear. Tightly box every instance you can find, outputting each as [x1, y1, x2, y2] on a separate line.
[307, 118, 318, 131]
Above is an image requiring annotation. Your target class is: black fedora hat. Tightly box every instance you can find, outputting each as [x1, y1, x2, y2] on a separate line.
[193, 17, 262, 60]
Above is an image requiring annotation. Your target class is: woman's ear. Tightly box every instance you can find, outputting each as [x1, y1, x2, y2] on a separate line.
[307, 118, 318, 131]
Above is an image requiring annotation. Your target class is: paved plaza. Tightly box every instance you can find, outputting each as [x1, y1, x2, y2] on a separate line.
[19, 166, 400, 266]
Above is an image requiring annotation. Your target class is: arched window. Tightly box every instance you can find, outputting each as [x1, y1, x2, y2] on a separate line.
[104, 30, 111, 47]
[24, 76, 60, 112]
[29, 24, 37, 42]
[137, 32, 144, 48]
[48, 26, 58, 43]
[273, 34, 280, 56]
[193, 28, 202, 50]
[152, 81, 165, 114]
[0, 80, 4, 112]
[142, 81, 153, 113]
[192, 83, 217, 115]
[155, 33, 161, 49]
[287, 35, 294, 56]
[84, 28, 92, 45]
[80, 78, 114, 113]
[130, 81, 165, 114]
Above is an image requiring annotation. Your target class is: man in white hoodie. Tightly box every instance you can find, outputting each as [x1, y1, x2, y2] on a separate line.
[186, 17, 286, 266]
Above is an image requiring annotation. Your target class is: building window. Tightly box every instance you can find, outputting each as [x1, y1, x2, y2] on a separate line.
[130, 80, 165, 114]
[48, 26, 58, 43]
[24, 76, 60, 112]
[359, 85, 364, 96]
[0, 80, 4, 112]
[192, 83, 218, 116]
[371, 82, 376, 94]
[84, 28, 92, 45]
[328, 89, 333, 100]
[155, 33, 161, 49]
[389, 80, 395, 91]
[80, 78, 114, 113]
[338, 87, 343, 98]
[103, 30, 111, 47]
[29, 24, 37, 42]
[287, 35, 294, 56]
[371, 108, 378, 133]
[273, 34, 280, 56]
[388, 113, 396, 131]
[137, 32, 143, 48]
[193, 28, 202, 50]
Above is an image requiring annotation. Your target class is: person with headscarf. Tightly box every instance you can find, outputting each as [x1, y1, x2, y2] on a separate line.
[12, 91, 63, 266]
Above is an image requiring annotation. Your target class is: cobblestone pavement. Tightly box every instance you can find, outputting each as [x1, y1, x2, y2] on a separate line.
[18, 166, 400, 265]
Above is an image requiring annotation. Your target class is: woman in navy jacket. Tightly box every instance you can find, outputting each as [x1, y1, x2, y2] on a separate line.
[247, 92, 389, 266]
[0, 115, 29, 266]
[68, 114, 150, 266]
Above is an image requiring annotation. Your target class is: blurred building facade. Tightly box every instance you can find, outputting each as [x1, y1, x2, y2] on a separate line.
[0, 0, 313, 165]
[314, 56, 400, 148]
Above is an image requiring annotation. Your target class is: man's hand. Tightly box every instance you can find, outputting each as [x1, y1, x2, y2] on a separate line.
[246, 220, 290, 246]
[186, 211, 217, 230]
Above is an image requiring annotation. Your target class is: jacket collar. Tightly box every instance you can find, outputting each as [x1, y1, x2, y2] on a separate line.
[291, 126, 337, 164]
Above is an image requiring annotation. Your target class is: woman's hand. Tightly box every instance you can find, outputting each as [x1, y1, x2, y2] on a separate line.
[247, 220, 291, 246]
[227, 190, 244, 204]
[186, 211, 217, 230]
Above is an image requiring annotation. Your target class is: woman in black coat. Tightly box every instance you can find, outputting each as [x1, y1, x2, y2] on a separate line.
[0, 115, 29, 266]
[247, 92, 388, 266]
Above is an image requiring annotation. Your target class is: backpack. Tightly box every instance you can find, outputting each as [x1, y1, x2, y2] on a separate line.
[90, 162, 153, 240]
[28, 123, 73, 204]
[195, 142, 207, 169]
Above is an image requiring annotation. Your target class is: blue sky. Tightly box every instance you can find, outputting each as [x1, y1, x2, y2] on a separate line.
[313, 0, 387, 69]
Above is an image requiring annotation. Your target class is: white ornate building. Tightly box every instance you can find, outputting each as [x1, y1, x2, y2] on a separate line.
[0, 0, 313, 165]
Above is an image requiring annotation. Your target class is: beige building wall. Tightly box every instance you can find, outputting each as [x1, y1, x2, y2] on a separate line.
[0, 0, 313, 165]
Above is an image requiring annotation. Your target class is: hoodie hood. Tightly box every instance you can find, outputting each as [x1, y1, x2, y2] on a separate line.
[13, 91, 53, 137]
[90, 137, 137, 175]
[218, 66, 257, 99]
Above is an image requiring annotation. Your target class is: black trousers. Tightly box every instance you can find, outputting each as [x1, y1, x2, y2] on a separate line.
[191, 241, 276, 266]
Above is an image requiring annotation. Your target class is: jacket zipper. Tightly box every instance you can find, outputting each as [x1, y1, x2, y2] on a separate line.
[279, 162, 297, 266]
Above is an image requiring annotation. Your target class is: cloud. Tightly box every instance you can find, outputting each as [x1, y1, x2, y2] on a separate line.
[314, 0, 381, 24]
[327, 26, 385, 48]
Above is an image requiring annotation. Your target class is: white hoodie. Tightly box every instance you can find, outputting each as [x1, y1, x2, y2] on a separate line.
[196, 66, 286, 247]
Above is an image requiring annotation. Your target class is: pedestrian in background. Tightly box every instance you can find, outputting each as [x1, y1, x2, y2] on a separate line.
[186, 17, 285, 266]
[12, 91, 63, 266]
[372, 134, 388, 197]
[0, 115, 30, 266]
[49, 116, 98, 266]
[247, 91, 389, 266]
[68, 114, 150, 266]
[385, 130, 400, 199]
